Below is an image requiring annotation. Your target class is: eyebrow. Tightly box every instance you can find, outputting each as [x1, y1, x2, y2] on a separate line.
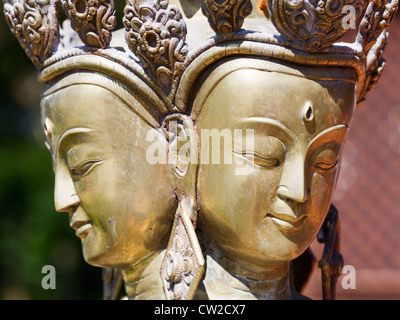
[240, 118, 349, 151]
[57, 127, 93, 157]
[241, 117, 298, 143]
[308, 124, 348, 148]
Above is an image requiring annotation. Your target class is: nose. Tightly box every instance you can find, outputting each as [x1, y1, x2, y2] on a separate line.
[54, 167, 80, 213]
[277, 153, 307, 204]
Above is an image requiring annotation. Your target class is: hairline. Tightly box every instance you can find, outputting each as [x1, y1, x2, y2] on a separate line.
[190, 57, 358, 121]
[41, 71, 161, 129]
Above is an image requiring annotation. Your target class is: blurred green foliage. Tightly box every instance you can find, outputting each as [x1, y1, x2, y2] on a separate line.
[0, 4, 111, 299]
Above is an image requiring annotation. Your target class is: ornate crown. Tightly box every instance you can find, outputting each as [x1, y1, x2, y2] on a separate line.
[3, 0, 399, 114]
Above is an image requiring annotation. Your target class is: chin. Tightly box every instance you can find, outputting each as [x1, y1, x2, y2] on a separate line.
[82, 247, 110, 267]
[82, 242, 148, 270]
[258, 237, 311, 264]
[80, 236, 118, 268]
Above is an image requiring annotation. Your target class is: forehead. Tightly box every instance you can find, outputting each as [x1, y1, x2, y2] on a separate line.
[198, 69, 356, 139]
[42, 84, 116, 124]
[41, 84, 137, 141]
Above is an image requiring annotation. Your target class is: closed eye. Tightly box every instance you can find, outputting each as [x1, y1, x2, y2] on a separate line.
[252, 155, 280, 168]
[70, 160, 103, 181]
[314, 160, 338, 171]
[233, 150, 281, 168]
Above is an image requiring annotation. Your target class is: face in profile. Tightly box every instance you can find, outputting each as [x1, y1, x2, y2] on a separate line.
[41, 83, 175, 269]
[196, 68, 356, 268]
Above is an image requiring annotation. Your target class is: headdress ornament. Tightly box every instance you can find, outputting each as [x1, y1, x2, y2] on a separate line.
[3, 0, 399, 111]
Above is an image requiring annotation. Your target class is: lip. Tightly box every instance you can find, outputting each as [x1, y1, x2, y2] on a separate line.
[266, 212, 307, 231]
[70, 220, 92, 239]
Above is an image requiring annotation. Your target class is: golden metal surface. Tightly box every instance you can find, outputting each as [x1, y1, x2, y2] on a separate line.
[41, 79, 177, 299]
[165, 62, 356, 299]
[3, 0, 398, 299]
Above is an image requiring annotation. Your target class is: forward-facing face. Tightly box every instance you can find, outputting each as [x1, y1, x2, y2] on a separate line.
[196, 68, 356, 268]
[41, 84, 175, 269]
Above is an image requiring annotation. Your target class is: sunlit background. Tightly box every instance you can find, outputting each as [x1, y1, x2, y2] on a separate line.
[0, 4, 399, 300]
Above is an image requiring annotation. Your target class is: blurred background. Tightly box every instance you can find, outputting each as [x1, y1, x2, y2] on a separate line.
[0, 4, 399, 300]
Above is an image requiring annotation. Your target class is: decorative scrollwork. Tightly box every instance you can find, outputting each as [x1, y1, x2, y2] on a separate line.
[160, 193, 204, 300]
[359, 31, 388, 102]
[355, 0, 398, 102]
[163, 221, 196, 300]
[123, 0, 188, 96]
[356, 0, 399, 52]
[201, 0, 253, 34]
[161, 215, 198, 300]
[265, 0, 367, 52]
[60, 0, 116, 48]
[3, 0, 59, 68]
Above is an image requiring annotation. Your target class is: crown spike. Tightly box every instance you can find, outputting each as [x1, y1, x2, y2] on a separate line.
[356, 0, 399, 52]
[123, 0, 188, 99]
[60, 0, 117, 48]
[355, 0, 399, 102]
[2, 0, 399, 109]
[3, 0, 60, 68]
[263, 0, 368, 52]
[200, 0, 253, 34]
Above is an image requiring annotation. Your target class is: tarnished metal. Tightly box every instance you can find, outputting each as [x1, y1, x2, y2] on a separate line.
[318, 205, 344, 300]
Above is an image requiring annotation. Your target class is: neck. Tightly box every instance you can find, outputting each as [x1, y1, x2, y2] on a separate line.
[121, 250, 167, 300]
[198, 236, 297, 300]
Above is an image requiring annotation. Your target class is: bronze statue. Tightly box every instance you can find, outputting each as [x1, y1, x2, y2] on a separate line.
[3, 0, 398, 299]
[3, 0, 181, 300]
[165, 58, 356, 299]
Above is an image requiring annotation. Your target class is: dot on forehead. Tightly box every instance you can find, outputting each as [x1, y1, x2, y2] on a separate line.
[302, 101, 314, 123]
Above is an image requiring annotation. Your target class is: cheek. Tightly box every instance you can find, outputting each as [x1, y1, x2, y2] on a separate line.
[74, 161, 123, 228]
[308, 169, 338, 226]
[198, 161, 283, 237]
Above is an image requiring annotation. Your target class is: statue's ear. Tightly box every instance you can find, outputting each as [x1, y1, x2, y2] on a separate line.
[161, 114, 204, 300]
[162, 114, 198, 200]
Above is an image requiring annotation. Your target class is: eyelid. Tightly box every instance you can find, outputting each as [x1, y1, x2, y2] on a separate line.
[314, 160, 338, 171]
[70, 159, 103, 179]
[233, 150, 281, 168]
[253, 156, 281, 168]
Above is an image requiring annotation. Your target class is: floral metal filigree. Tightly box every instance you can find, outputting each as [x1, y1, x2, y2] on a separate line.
[201, 0, 253, 34]
[123, 0, 188, 96]
[266, 0, 367, 52]
[3, 0, 59, 68]
[162, 217, 196, 300]
[355, 0, 399, 100]
[356, 0, 399, 52]
[161, 199, 204, 300]
[60, 0, 116, 48]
